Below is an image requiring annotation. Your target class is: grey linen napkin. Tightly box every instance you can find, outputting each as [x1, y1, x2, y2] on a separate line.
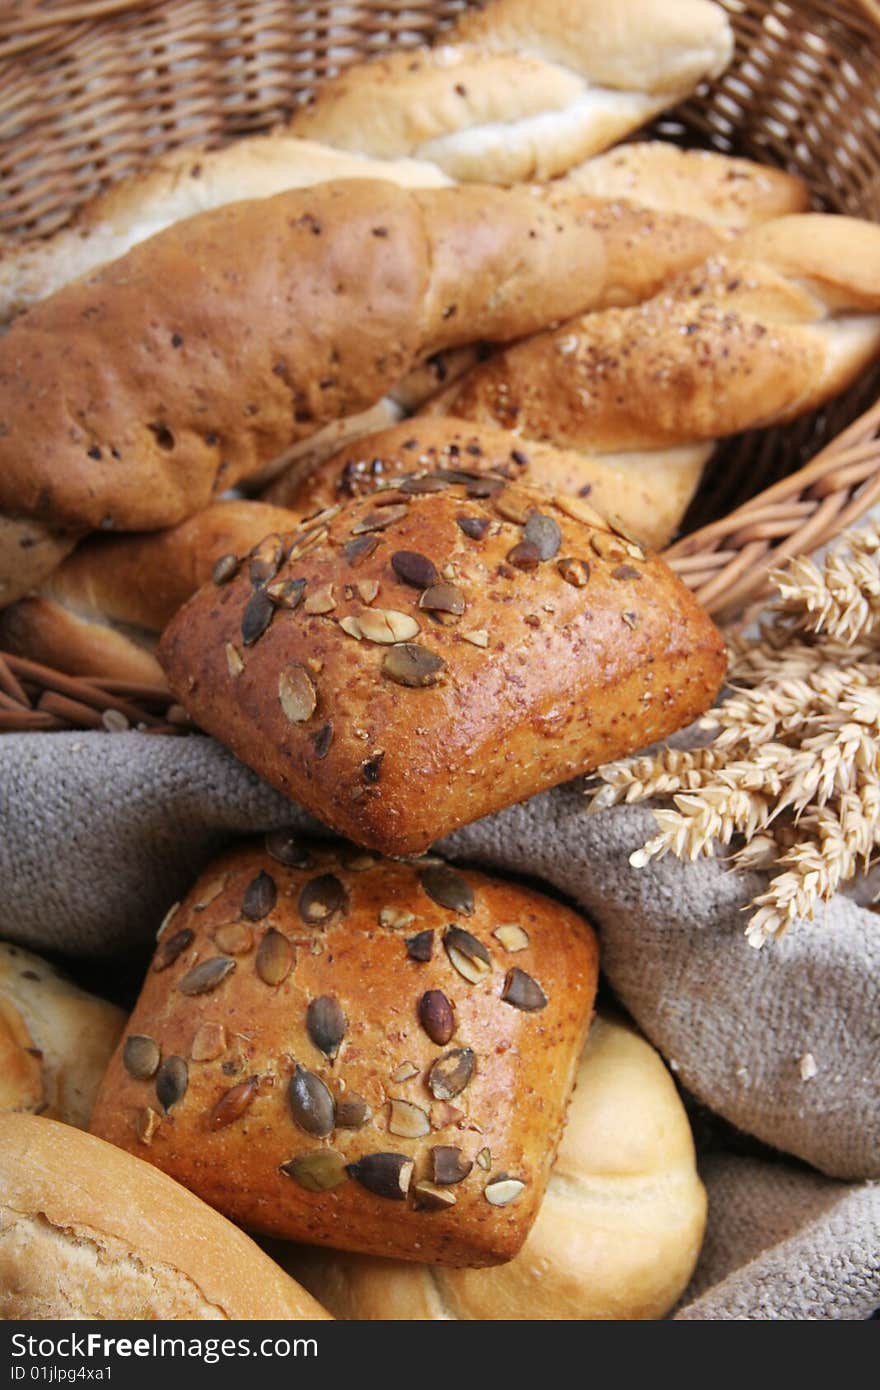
[1, 729, 877, 1317]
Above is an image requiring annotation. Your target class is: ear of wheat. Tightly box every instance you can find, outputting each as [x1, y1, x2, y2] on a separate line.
[588, 522, 880, 948]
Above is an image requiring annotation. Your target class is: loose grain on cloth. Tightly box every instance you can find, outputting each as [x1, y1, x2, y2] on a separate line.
[1, 730, 877, 1317]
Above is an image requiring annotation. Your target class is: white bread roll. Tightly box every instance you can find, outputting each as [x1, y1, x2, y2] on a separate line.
[280, 1014, 706, 1319]
[0, 942, 125, 1129]
[0, 1114, 331, 1320]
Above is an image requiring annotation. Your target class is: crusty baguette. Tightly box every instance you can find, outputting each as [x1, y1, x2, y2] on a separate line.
[280, 1014, 707, 1319]
[90, 841, 599, 1266]
[0, 942, 124, 1129]
[0, 1113, 330, 1320]
[158, 481, 726, 856]
[291, 0, 733, 182]
[422, 214, 880, 462]
[0, 180, 606, 599]
[264, 417, 704, 551]
[0, 500, 300, 685]
[555, 141, 811, 228]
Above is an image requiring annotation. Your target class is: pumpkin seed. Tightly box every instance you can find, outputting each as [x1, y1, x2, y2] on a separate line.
[476, 1146, 492, 1170]
[306, 995, 346, 1057]
[399, 474, 449, 495]
[444, 926, 491, 984]
[406, 929, 434, 961]
[303, 584, 336, 614]
[347, 1152, 413, 1200]
[299, 874, 348, 924]
[507, 539, 541, 570]
[611, 564, 642, 582]
[256, 928, 295, 985]
[420, 865, 474, 915]
[210, 1075, 259, 1129]
[457, 516, 490, 540]
[484, 1176, 526, 1207]
[357, 607, 420, 643]
[281, 1150, 348, 1192]
[388, 1098, 431, 1138]
[379, 905, 416, 929]
[494, 491, 531, 523]
[242, 869, 277, 920]
[248, 535, 283, 586]
[266, 577, 306, 609]
[339, 615, 363, 639]
[344, 535, 379, 566]
[351, 505, 408, 534]
[419, 582, 465, 615]
[493, 923, 530, 953]
[335, 1093, 372, 1129]
[428, 1047, 475, 1100]
[554, 493, 606, 529]
[278, 664, 317, 723]
[241, 588, 274, 645]
[288, 1064, 335, 1136]
[391, 1061, 419, 1083]
[123, 1035, 160, 1081]
[153, 926, 194, 972]
[412, 1181, 457, 1211]
[212, 553, 239, 585]
[431, 1145, 473, 1185]
[391, 550, 439, 588]
[178, 956, 236, 996]
[419, 990, 454, 1045]
[522, 511, 560, 559]
[213, 922, 253, 955]
[195, 877, 226, 912]
[501, 967, 548, 1011]
[155, 1056, 188, 1113]
[557, 557, 590, 588]
[265, 830, 312, 868]
[190, 1021, 226, 1062]
[382, 643, 446, 688]
[136, 1107, 160, 1145]
[225, 642, 245, 677]
[311, 723, 334, 758]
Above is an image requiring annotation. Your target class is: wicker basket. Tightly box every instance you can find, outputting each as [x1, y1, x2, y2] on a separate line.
[1, 0, 879, 730]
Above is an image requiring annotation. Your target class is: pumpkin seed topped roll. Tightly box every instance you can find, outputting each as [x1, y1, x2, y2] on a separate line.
[90, 840, 600, 1267]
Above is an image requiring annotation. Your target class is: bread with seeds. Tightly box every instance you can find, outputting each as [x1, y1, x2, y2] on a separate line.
[158, 480, 726, 856]
[90, 841, 599, 1266]
[0, 1113, 330, 1319]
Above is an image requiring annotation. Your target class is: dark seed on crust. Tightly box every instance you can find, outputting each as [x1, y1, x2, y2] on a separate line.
[153, 927, 194, 972]
[281, 1150, 348, 1192]
[177, 957, 236, 996]
[210, 1075, 259, 1129]
[298, 874, 347, 925]
[212, 553, 239, 585]
[382, 643, 446, 688]
[265, 830, 312, 868]
[507, 539, 541, 571]
[344, 535, 379, 566]
[431, 1145, 474, 1185]
[406, 929, 435, 961]
[311, 722, 334, 758]
[266, 577, 306, 609]
[123, 1035, 160, 1080]
[335, 1093, 372, 1129]
[351, 505, 408, 534]
[256, 928, 295, 986]
[346, 1152, 413, 1200]
[511, 449, 529, 467]
[288, 1064, 335, 1137]
[523, 511, 562, 560]
[419, 990, 454, 1045]
[155, 1056, 188, 1112]
[419, 865, 474, 915]
[612, 564, 642, 581]
[399, 474, 450, 495]
[557, 557, 591, 588]
[444, 926, 491, 984]
[412, 1180, 457, 1211]
[306, 995, 346, 1058]
[467, 477, 502, 499]
[248, 535, 284, 586]
[391, 550, 439, 588]
[502, 967, 548, 1011]
[241, 588, 274, 645]
[419, 582, 465, 615]
[457, 515, 490, 541]
[362, 752, 384, 785]
[428, 1047, 475, 1100]
[242, 870, 277, 920]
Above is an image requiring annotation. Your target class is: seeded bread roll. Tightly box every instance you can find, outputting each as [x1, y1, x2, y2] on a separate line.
[158, 480, 726, 856]
[0, 180, 606, 601]
[0, 942, 125, 1129]
[90, 841, 599, 1266]
[0, 500, 300, 685]
[0, 1113, 330, 1320]
[278, 1014, 707, 1319]
[264, 418, 708, 552]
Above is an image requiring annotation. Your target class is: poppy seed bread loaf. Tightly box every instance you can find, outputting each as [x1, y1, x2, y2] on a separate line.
[90, 840, 599, 1266]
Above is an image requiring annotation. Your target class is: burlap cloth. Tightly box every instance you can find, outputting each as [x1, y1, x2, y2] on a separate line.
[2, 730, 877, 1319]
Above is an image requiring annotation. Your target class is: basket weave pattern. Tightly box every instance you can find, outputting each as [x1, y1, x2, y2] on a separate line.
[0, 0, 879, 729]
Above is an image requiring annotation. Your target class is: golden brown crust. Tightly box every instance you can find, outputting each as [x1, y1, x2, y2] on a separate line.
[0, 1114, 330, 1320]
[158, 481, 726, 856]
[90, 842, 599, 1266]
[264, 417, 696, 551]
[0, 182, 605, 536]
[282, 1014, 707, 1319]
[0, 517, 80, 610]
